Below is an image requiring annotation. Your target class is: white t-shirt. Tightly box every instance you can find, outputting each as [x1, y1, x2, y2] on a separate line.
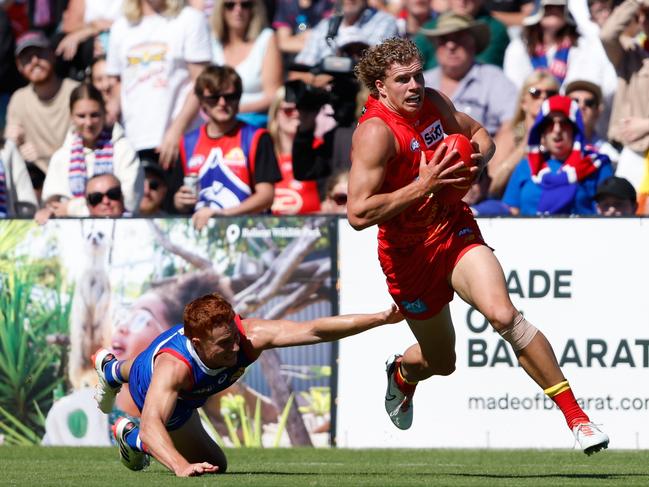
[211, 28, 273, 108]
[106, 7, 212, 151]
[84, 0, 123, 23]
[503, 36, 617, 100]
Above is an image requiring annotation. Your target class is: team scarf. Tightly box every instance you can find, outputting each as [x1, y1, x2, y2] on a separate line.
[68, 129, 114, 197]
[530, 38, 572, 86]
[527, 95, 609, 214]
[0, 155, 7, 217]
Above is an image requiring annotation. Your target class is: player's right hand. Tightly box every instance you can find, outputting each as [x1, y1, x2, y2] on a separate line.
[177, 462, 219, 477]
[418, 145, 476, 197]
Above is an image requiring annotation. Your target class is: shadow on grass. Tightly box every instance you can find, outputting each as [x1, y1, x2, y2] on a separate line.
[227, 471, 649, 481]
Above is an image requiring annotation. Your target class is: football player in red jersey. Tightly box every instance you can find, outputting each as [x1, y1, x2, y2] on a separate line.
[347, 37, 609, 454]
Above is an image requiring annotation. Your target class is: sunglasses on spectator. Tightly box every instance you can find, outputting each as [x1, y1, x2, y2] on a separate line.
[147, 179, 163, 190]
[331, 193, 347, 206]
[224, 1, 253, 10]
[571, 97, 597, 109]
[280, 106, 297, 116]
[201, 92, 241, 106]
[528, 87, 559, 99]
[86, 186, 122, 206]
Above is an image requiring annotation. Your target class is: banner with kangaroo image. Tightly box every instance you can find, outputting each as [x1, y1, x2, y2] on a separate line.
[0, 216, 337, 448]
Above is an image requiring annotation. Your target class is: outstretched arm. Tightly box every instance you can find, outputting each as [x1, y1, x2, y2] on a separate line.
[245, 304, 403, 350]
[139, 354, 219, 477]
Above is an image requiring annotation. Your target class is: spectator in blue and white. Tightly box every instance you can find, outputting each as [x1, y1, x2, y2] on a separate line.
[210, 0, 283, 128]
[422, 12, 518, 137]
[105, 0, 212, 170]
[503, 0, 617, 102]
[502, 95, 614, 215]
[293, 0, 398, 69]
[37, 83, 142, 220]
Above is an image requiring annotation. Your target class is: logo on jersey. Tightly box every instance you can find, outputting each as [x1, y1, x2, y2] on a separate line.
[458, 227, 476, 241]
[410, 138, 420, 151]
[188, 154, 205, 171]
[420, 120, 444, 148]
[401, 298, 428, 314]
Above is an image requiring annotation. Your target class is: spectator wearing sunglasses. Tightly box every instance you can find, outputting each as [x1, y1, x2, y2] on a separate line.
[173, 65, 281, 230]
[267, 87, 321, 214]
[502, 95, 613, 215]
[319, 169, 349, 214]
[489, 70, 559, 196]
[210, 0, 283, 128]
[139, 161, 169, 216]
[36, 83, 142, 222]
[85, 173, 126, 217]
[564, 79, 620, 166]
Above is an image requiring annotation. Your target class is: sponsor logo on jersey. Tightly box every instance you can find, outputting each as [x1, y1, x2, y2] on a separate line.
[410, 138, 420, 151]
[401, 298, 428, 314]
[420, 120, 444, 148]
[188, 154, 205, 170]
[458, 227, 476, 241]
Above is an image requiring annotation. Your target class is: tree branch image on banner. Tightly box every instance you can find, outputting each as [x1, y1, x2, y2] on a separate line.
[0, 217, 336, 448]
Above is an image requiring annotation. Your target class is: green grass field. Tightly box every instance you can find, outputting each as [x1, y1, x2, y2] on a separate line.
[2, 447, 649, 486]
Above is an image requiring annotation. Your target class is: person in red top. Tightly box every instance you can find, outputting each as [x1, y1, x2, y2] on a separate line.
[174, 65, 282, 230]
[348, 37, 609, 454]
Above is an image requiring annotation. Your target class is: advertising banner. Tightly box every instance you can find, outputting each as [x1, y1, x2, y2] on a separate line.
[337, 218, 649, 449]
[0, 216, 336, 448]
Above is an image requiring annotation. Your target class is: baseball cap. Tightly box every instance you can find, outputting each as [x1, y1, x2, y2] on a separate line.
[564, 80, 603, 106]
[595, 176, 637, 203]
[15, 31, 51, 56]
[336, 26, 370, 49]
[142, 160, 166, 180]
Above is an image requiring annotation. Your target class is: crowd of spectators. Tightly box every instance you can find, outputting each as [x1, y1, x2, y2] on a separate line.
[1, 0, 648, 224]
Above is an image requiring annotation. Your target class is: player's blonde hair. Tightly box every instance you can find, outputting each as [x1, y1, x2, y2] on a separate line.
[123, 0, 184, 24]
[354, 38, 423, 97]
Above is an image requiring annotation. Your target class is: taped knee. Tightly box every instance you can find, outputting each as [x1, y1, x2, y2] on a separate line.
[498, 313, 538, 352]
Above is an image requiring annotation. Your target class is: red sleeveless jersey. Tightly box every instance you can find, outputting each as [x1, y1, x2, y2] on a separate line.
[357, 92, 468, 248]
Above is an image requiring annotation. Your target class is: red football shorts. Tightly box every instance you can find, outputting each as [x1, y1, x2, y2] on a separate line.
[378, 211, 486, 320]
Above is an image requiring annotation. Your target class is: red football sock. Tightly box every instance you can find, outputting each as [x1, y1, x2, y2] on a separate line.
[546, 381, 589, 429]
[394, 359, 417, 395]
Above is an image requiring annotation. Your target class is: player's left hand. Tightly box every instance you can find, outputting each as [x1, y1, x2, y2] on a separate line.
[177, 462, 219, 477]
[469, 141, 485, 171]
[380, 303, 404, 324]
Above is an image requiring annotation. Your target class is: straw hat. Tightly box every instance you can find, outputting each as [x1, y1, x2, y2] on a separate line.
[420, 12, 491, 53]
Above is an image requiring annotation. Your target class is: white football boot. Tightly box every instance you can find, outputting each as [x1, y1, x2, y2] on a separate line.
[113, 417, 150, 471]
[384, 354, 415, 430]
[93, 348, 121, 413]
[573, 422, 609, 455]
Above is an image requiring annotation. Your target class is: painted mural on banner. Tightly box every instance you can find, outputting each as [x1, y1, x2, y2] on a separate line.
[337, 218, 649, 449]
[0, 217, 336, 448]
